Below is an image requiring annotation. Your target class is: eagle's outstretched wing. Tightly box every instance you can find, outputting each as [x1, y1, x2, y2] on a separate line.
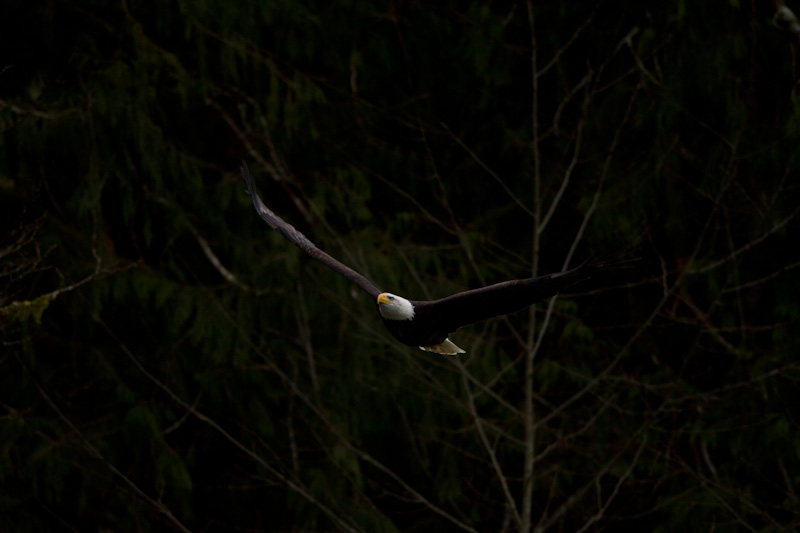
[241, 162, 382, 299]
[418, 260, 630, 334]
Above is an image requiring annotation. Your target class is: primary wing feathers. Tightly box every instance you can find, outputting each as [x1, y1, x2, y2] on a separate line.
[241, 162, 382, 299]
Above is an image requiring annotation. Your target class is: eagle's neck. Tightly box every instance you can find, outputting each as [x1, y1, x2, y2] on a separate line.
[378, 295, 415, 321]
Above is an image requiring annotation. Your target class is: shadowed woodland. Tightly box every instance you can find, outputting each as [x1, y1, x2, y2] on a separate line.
[2, 1, 800, 531]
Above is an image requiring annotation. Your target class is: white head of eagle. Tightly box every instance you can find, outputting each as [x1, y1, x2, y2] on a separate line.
[377, 293, 415, 321]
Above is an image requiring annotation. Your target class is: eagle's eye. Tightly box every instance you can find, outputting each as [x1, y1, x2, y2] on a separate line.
[388, 296, 395, 300]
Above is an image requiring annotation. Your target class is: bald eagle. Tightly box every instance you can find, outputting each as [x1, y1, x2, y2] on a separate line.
[242, 162, 630, 355]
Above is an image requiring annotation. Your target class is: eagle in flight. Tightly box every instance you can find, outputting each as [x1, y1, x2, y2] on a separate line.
[242, 162, 629, 355]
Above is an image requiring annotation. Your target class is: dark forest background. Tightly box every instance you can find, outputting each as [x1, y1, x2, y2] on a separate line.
[2, 1, 800, 531]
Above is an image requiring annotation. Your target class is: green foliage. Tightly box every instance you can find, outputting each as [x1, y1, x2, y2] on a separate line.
[0, 294, 54, 325]
[1, 0, 799, 531]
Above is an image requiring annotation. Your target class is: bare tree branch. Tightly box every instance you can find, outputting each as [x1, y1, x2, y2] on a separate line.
[15, 355, 193, 533]
[458, 360, 522, 530]
[93, 313, 366, 533]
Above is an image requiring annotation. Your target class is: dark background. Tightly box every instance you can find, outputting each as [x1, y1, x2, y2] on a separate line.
[2, 1, 800, 531]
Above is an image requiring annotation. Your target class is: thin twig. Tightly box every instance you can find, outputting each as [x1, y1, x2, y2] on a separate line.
[93, 314, 364, 533]
[458, 361, 522, 529]
[17, 356, 193, 533]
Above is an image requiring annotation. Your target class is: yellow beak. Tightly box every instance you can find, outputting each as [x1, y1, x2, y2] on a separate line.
[377, 293, 390, 305]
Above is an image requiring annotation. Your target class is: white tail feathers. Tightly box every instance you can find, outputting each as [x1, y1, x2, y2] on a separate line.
[419, 338, 466, 355]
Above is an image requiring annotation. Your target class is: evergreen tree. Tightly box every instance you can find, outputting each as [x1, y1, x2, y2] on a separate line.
[2, 1, 799, 530]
